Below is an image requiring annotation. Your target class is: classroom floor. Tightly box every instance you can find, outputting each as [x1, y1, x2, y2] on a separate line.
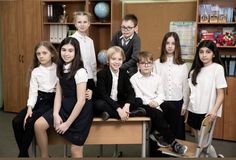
[0, 109, 236, 158]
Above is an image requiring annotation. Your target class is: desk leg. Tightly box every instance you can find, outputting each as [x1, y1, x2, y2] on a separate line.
[142, 122, 147, 158]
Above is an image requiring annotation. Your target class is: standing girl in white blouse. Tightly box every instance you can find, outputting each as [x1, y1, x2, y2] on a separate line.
[71, 11, 97, 99]
[187, 40, 227, 157]
[12, 41, 58, 157]
[154, 32, 189, 140]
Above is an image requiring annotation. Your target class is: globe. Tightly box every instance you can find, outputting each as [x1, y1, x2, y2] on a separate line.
[97, 50, 108, 65]
[94, 2, 110, 19]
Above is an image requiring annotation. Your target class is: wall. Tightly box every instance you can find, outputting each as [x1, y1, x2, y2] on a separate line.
[121, 0, 197, 59]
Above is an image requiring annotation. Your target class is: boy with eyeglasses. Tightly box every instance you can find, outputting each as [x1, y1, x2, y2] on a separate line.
[111, 14, 141, 77]
[130, 51, 188, 156]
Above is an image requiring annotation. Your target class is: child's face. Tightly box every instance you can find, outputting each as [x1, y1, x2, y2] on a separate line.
[75, 15, 90, 33]
[199, 47, 214, 66]
[165, 36, 175, 55]
[61, 44, 75, 64]
[36, 46, 53, 67]
[108, 52, 123, 73]
[138, 58, 153, 76]
[121, 20, 136, 39]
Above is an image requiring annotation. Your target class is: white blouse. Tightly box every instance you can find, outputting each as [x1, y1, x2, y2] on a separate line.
[71, 31, 97, 82]
[27, 63, 57, 109]
[188, 63, 227, 117]
[154, 56, 189, 109]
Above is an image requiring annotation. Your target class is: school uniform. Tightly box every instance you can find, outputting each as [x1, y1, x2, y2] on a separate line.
[154, 57, 189, 140]
[187, 63, 227, 130]
[111, 31, 141, 76]
[94, 66, 140, 118]
[130, 71, 178, 144]
[71, 31, 97, 90]
[43, 68, 93, 145]
[12, 63, 57, 157]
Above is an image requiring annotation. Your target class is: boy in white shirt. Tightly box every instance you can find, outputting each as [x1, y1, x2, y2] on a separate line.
[130, 51, 187, 155]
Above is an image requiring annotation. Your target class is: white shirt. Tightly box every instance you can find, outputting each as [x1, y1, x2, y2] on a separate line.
[27, 63, 57, 109]
[71, 31, 97, 82]
[110, 68, 119, 101]
[154, 56, 189, 109]
[130, 71, 165, 107]
[188, 63, 227, 117]
[63, 63, 88, 84]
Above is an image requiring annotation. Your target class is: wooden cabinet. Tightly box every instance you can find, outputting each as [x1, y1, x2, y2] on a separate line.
[41, 0, 121, 54]
[0, 0, 42, 112]
[196, 0, 236, 141]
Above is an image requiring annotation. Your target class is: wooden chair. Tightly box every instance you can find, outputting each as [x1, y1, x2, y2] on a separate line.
[158, 116, 217, 158]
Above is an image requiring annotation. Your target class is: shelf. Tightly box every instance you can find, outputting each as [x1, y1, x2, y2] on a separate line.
[42, 0, 85, 2]
[90, 22, 111, 25]
[43, 22, 74, 25]
[218, 46, 236, 49]
[197, 22, 236, 25]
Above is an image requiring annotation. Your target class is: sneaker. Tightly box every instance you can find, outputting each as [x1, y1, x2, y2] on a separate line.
[129, 107, 146, 117]
[102, 112, 110, 121]
[218, 154, 224, 158]
[172, 141, 188, 155]
[149, 132, 169, 147]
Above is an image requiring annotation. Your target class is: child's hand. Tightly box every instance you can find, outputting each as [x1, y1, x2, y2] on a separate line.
[53, 114, 63, 129]
[206, 110, 217, 122]
[23, 106, 33, 129]
[123, 103, 130, 116]
[148, 100, 158, 108]
[117, 107, 129, 121]
[55, 122, 69, 134]
[85, 89, 93, 100]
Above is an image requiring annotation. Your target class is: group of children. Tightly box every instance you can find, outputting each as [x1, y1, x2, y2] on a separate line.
[12, 12, 227, 158]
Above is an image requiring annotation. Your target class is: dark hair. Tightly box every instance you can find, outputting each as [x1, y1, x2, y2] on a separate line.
[28, 41, 58, 83]
[189, 40, 223, 85]
[138, 51, 154, 62]
[57, 37, 84, 79]
[160, 32, 184, 64]
[123, 14, 138, 27]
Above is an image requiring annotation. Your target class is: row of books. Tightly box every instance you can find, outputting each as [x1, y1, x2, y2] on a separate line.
[49, 25, 68, 43]
[47, 4, 63, 22]
[221, 55, 236, 77]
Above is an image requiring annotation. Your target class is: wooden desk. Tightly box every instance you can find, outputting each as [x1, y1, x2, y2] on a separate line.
[32, 117, 150, 157]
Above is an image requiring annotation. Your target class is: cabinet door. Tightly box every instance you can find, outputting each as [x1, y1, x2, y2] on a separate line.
[1, 0, 24, 112]
[21, 0, 42, 105]
[223, 77, 236, 141]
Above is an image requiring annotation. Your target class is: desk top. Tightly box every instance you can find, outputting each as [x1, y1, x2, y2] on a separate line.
[93, 117, 150, 122]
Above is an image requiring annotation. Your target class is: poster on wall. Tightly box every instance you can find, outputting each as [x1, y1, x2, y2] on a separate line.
[169, 21, 196, 60]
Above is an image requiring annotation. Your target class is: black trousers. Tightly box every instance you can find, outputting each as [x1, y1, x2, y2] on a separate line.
[142, 101, 178, 144]
[94, 98, 142, 119]
[12, 91, 55, 157]
[166, 100, 185, 140]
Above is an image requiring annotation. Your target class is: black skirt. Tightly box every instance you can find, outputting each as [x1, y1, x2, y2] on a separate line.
[187, 111, 206, 130]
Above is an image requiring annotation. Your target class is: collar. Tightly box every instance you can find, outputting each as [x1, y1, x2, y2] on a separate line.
[109, 67, 119, 77]
[119, 33, 134, 41]
[63, 63, 72, 73]
[39, 63, 56, 70]
[136, 70, 155, 78]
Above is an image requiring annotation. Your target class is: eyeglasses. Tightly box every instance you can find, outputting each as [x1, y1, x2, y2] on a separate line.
[120, 26, 135, 31]
[139, 62, 153, 66]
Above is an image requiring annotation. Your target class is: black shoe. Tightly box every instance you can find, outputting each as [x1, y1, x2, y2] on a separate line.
[102, 112, 110, 121]
[129, 107, 146, 117]
[149, 131, 169, 147]
[171, 141, 188, 155]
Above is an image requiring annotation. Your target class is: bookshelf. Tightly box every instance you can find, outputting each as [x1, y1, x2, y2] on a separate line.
[196, 0, 236, 141]
[41, 0, 122, 54]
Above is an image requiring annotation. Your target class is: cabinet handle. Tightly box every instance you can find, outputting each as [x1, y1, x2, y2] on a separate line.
[19, 55, 22, 62]
[22, 55, 24, 63]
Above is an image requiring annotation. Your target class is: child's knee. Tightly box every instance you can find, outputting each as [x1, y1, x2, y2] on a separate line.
[71, 145, 83, 158]
[34, 117, 47, 130]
